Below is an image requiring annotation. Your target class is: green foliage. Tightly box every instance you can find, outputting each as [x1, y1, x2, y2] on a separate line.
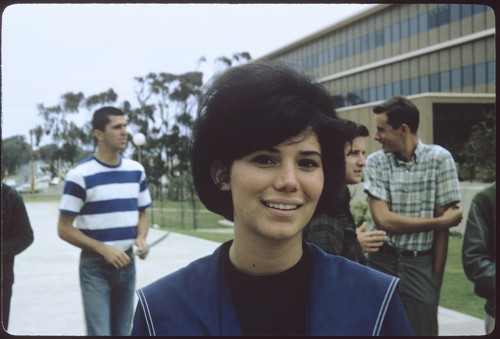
[441, 236, 484, 318]
[457, 111, 495, 182]
[36, 88, 118, 165]
[10, 51, 252, 186]
[1, 135, 30, 176]
[350, 201, 372, 226]
[19, 194, 483, 318]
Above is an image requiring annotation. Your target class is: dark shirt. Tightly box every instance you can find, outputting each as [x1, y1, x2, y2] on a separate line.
[223, 241, 310, 336]
[303, 213, 366, 264]
[2, 184, 34, 279]
[1, 183, 34, 329]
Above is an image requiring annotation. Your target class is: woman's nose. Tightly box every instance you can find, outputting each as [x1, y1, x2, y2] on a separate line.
[274, 165, 299, 192]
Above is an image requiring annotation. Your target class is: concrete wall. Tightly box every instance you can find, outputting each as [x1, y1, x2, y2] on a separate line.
[349, 181, 493, 235]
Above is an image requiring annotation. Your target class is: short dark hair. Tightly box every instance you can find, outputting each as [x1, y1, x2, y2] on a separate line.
[372, 96, 419, 133]
[352, 123, 369, 139]
[92, 106, 125, 131]
[191, 61, 348, 221]
[344, 120, 369, 151]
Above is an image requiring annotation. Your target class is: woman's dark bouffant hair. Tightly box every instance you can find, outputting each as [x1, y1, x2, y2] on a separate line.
[190, 60, 349, 221]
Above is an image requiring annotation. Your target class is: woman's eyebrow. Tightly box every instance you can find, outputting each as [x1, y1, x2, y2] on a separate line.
[301, 150, 322, 157]
[262, 148, 321, 157]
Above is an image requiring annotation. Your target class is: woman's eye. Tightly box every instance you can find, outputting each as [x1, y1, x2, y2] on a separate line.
[252, 155, 275, 165]
[299, 159, 319, 169]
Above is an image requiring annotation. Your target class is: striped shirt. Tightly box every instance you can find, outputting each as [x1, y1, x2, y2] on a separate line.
[364, 140, 461, 251]
[59, 155, 152, 250]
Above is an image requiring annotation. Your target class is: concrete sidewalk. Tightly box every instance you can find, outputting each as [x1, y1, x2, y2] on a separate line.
[6, 201, 486, 336]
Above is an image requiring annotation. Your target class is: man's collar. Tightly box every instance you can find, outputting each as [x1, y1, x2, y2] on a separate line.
[391, 140, 423, 166]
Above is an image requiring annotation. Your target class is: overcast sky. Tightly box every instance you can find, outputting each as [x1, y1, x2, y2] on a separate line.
[2, 3, 376, 140]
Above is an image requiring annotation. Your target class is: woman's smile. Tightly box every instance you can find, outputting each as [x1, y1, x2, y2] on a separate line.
[227, 129, 324, 241]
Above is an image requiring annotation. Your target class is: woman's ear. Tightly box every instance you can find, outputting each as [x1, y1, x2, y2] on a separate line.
[210, 161, 230, 191]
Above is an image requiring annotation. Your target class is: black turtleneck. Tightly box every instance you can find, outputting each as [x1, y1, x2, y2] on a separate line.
[223, 241, 310, 336]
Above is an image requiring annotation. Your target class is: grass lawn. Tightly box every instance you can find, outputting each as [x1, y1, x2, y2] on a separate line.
[22, 193, 485, 318]
[440, 234, 484, 319]
[153, 202, 485, 319]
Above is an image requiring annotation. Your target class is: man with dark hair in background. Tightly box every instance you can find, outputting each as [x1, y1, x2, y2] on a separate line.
[57, 106, 152, 335]
[364, 96, 463, 335]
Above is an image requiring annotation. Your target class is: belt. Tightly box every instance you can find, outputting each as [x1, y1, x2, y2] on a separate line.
[379, 244, 432, 257]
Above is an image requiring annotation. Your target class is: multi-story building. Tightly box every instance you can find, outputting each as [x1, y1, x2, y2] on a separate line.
[260, 4, 495, 160]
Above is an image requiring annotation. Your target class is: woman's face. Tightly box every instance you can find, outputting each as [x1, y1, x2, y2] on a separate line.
[226, 130, 324, 243]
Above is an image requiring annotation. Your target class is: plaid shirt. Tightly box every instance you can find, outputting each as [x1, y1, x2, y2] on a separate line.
[364, 140, 461, 251]
[303, 213, 367, 264]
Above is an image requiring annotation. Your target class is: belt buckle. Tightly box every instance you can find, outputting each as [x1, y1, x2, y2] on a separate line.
[399, 250, 418, 257]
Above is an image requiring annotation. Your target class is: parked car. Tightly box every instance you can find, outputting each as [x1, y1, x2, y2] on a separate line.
[16, 183, 42, 193]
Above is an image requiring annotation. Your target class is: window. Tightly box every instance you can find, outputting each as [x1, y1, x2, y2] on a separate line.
[347, 40, 354, 58]
[474, 63, 486, 85]
[487, 61, 495, 83]
[361, 34, 369, 52]
[438, 4, 450, 25]
[368, 87, 375, 102]
[377, 85, 385, 101]
[354, 37, 361, 55]
[385, 83, 393, 98]
[392, 22, 400, 41]
[375, 28, 385, 47]
[401, 18, 409, 39]
[419, 13, 428, 33]
[451, 68, 462, 89]
[463, 65, 474, 87]
[462, 4, 472, 18]
[430, 73, 440, 91]
[411, 77, 420, 94]
[440, 70, 451, 91]
[384, 26, 392, 45]
[450, 4, 461, 22]
[393, 81, 401, 96]
[410, 16, 418, 37]
[402, 79, 410, 95]
[420, 75, 429, 92]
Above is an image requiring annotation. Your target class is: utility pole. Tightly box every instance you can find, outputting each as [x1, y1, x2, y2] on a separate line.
[29, 129, 35, 196]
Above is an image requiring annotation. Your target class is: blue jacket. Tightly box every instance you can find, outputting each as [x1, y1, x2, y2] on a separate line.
[132, 242, 413, 336]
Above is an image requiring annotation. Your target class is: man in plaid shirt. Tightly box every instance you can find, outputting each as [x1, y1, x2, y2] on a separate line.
[364, 96, 463, 336]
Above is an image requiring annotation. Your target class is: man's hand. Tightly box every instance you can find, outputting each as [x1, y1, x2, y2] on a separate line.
[356, 221, 387, 253]
[99, 245, 132, 269]
[134, 237, 149, 260]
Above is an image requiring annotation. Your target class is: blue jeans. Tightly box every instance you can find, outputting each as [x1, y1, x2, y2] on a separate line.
[79, 248, 136, 336]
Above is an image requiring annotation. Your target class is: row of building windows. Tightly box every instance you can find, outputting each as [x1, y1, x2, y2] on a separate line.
[296, 4, 490, 71]
[331, 60, 495, 108]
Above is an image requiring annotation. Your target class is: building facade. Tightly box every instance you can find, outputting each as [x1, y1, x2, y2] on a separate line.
[260, 4, 495, 161]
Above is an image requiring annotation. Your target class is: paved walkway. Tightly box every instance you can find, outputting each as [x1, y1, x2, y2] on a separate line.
[6, 201, 486, 336]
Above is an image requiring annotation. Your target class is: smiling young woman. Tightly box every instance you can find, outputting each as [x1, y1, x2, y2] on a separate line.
[131, 61, 414, 336]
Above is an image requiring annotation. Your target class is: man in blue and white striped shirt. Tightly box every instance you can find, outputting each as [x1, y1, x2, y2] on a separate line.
[58, 106, 152, 336]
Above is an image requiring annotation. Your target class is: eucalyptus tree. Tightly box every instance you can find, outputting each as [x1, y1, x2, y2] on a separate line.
[1, 135, 31, 177]
[130, 71, 203, 182]
[36, 88, 118, 166]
